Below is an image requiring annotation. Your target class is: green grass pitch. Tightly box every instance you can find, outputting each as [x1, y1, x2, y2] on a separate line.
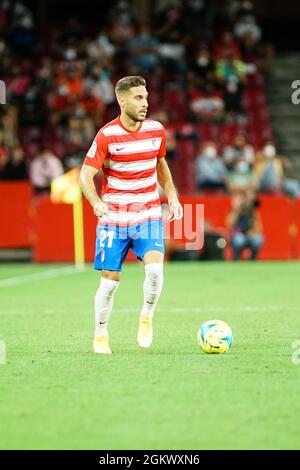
[0, 261, 299, 450]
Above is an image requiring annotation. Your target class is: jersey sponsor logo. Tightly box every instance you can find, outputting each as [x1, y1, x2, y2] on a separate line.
[87, 140, 97, 158]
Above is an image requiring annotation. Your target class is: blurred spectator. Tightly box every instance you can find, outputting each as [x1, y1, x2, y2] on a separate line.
[1, 145, 27, 180]
[29, 149, 63, 194]
[66, 111, 96, 154]
[184, 0, 215, 42]
[234, 10, 262, 44]
[216, 53, 247, 114]
[36, 56, 54, 93]
[212, 31, 241, 60]
[80, 86, 104, 123]
[190, 83, 224, 123]
[1, 109, 19, 149]
[86, 33, 115, 67]
[223, 133, 255, 169]
[7, 64, 30, 106]
[196, 141, 228, 192]
[9, 0, 36, 55]
[158, 34, 186, 74]
[188, 46, 215, 88]
[254, 143, 300, 198]
[228, 157, 256, 194]
[19, 83, 45, 126]
[127, 24, 160, 73]
[156, 4, 185, 43]
[47, 84, 71, 126]
[84, 66, 114, 106]
[108, 1, 136, 46]
[57, 65, 84, 99]
[227, 192, 264, 260]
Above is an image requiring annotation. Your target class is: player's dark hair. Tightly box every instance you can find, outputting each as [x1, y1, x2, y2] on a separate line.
[115, 76, 146, 94]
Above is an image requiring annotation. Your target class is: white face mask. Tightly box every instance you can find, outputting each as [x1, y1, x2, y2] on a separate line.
[264, 145, 275, 158]
[235, 161, 249, 174]
[65, 48, 77, 61]
[205, 146, 217, 158]
[197, 57, 209, 67]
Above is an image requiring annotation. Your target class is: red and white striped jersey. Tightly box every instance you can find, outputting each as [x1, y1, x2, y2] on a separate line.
[83, 116, 166, 226]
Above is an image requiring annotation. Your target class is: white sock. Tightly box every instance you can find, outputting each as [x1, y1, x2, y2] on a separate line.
[95, 277, 119, 337]
[141, 263, 164, 318]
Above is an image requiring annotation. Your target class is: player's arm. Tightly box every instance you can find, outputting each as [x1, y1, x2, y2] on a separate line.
[157, 157, 183, 221]
[79, 164, 108, 217]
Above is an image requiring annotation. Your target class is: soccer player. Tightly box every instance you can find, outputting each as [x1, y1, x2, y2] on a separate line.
[79, 76, 183, 354]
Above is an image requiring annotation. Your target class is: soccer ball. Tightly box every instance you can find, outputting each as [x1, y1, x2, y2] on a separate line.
[197, 320, 233, 354]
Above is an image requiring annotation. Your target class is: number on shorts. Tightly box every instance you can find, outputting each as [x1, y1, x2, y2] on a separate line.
[99, 230, 114, 248]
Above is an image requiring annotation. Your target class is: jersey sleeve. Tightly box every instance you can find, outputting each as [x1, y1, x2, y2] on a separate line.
[157, 126, 166, 159]
[83, 131, 108, 170]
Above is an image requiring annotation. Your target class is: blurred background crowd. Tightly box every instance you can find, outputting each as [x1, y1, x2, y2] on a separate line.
[0, 0, 300, 261]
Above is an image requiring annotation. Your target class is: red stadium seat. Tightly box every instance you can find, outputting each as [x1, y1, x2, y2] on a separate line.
[163, 89, 188, 123]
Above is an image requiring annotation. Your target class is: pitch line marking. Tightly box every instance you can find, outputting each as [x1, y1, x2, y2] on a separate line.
[0, 265, 86, 288]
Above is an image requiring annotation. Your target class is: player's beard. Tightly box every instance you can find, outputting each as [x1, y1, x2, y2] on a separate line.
[126, 108, 147, 122]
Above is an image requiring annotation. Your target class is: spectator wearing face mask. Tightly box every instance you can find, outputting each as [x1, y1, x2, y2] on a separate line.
[223, 133, 255, 169]
[234, 12, 262, 45]
[254, 143, 300, 198]
[190, 82, 224, 123]
[127, 24, 160, 74]
[195, 142, 228, 192]
[189, 47, 215, 88]
[228, 157, 256, 194]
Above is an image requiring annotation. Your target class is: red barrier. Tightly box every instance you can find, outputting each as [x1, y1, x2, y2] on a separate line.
[257, 195, 293, 260]
[0, 182, 298, 261]
[293, 199, 300, 259]
[31, 196, 137, 262]
[31, 196, 74, 262]
[0, 181, 32, 247]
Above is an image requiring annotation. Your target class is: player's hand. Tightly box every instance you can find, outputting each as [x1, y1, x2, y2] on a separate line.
[93, 200, 109, 218]
[168, 197, 183, 221]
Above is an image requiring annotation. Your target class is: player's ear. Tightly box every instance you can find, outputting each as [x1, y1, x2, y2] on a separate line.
[116, 92, 126, 109]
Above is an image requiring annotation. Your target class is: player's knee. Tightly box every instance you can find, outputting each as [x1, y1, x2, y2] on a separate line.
[102, 270, 121, 282]
[145, 263, 164, 282]
[98, 277, 120, 300]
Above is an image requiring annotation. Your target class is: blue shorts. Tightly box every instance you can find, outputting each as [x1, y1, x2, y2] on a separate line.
[94, 220, 165, 272]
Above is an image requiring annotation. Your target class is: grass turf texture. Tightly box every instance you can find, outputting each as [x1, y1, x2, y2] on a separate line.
[0, 261, 299, 450]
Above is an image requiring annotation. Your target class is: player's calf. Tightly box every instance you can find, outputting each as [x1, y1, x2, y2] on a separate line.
[137, 263, 164, 348]
[94, 277, 119, 353]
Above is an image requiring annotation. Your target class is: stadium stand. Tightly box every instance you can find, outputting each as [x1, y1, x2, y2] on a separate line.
[0, 0, 299, 261]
